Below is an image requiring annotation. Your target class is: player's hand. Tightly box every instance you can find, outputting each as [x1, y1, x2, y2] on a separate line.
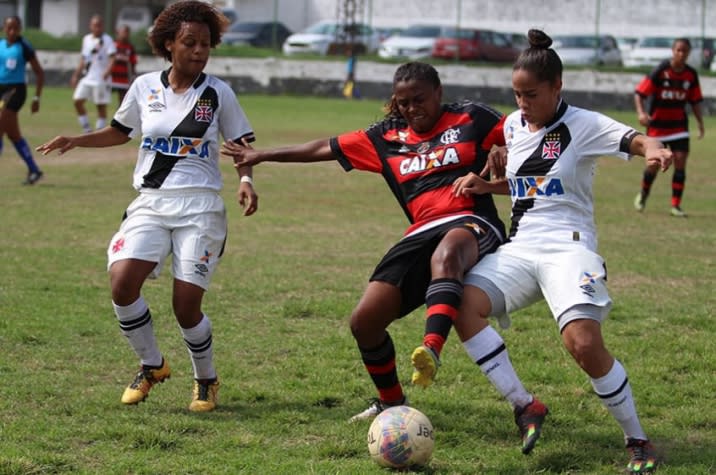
[481, 146, 507, 179]
[30, 99, 39, 114]
[36, 136, 76, 155]
[238, 181, 258, 216]
[638, 112, 650, 127]
[452, 172, 491, 196]
[222, 139, 262, 167]
[697, 123, 705, 140]
[646, 145, 673, 172]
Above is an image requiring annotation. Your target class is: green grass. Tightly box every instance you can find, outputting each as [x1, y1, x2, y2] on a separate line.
[0, 88, 714, 474]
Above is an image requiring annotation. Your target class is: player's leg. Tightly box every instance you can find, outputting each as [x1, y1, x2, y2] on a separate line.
[72, 80, 92, 133]
[108, 195, 173, 405]
[349, 280, 404, 421]
[2, 99, 43, 184]
[560, 316, 656, 473]
[110, 258, 170, 405]
[414, 219, 503, 387]
[459, 262, 548, 455]
[634, 160, 660, 211]
[170, 191, 227, 412]
[670, 143, 689, 217]
[93, 83, 112, 130]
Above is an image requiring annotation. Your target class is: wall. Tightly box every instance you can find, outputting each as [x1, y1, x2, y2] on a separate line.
[35, 50, 716, 114]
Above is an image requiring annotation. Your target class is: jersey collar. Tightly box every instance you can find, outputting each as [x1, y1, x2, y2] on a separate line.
[160, 69, 207, 89]
[521, 98, 568, 130]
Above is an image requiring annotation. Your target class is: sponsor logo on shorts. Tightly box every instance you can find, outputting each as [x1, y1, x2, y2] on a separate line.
[141, 136, 210, 158]
[509, 176, 564, 198]
[579, 272, 598, 298]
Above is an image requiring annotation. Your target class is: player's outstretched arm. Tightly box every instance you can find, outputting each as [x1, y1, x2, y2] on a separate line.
[36, 127, 131, 155]
[222, 138, 334, 167]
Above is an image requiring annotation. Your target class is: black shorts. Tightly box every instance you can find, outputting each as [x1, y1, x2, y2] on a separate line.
[662, 137, 689, 152]
[370, 215, 505, 317]
[0, 83, 26, 112]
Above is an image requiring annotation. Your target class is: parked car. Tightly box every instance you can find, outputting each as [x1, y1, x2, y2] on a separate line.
[552, 34, 622, 66]
[616, 36, 638, 54]
[222, 21, 292, 48]
[432, 28, 519, 62]
[624, 36, 703, 68]
[378, 24, 445, 59]
[115, 5, 162, 32]
[282, 20, 380, 56]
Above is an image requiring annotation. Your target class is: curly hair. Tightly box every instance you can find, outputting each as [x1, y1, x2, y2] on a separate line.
[384, 62, 441, 118]
[149, 1, 229, 61]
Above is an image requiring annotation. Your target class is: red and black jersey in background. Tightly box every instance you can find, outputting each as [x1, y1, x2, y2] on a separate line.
[330, 102, 505, 236]
[110, 40, 137, 88]
[635, 59, 703, 139]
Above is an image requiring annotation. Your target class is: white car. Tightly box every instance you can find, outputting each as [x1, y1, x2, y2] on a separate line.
[378, 24, 445, 59]
[624, 36, 703, 68]
[282, 20, 380, 56]
[552, 34, 622, 66]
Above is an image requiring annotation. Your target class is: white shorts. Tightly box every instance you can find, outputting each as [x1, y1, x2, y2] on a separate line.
[107, 189, 227, 290]
[464, 241, 612, 329]
[73, 77, 112, 105]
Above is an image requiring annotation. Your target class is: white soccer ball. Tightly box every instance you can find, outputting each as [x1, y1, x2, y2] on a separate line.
[367, 405, 434, 469]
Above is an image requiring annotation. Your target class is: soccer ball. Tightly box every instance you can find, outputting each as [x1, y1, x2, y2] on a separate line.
[367, 405, 434, 469]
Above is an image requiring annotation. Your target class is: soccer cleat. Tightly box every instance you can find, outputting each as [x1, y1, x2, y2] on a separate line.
[625, 438, 658, 474]
[514, 397, 549, 455]
[411, 345, 441, 388]
[349, 397, 408, 422]
[120, 359, 171, 405]
[189, 379, 220, 412]
[670, 206, 687, 217]
[633, 193, 645, 212]
[23, 171, 43, 185]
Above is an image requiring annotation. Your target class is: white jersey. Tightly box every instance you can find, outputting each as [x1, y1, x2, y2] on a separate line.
[503, 101, 638, 251]
[80, 33, 116, 85]
[112, 70, 255, 191]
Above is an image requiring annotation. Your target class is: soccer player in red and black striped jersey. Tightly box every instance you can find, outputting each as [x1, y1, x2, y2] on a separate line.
[110, 25, 137, 106]
[224, 62, 547, 452]
[634, 37, 704, 217]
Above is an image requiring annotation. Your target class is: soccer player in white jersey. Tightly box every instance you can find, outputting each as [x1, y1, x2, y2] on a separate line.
[37, 1, 257, 412]
[70, 14, 116, 133]
[448, 30, 671, 473]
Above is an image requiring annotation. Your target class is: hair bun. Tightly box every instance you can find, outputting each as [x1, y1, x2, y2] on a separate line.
[527, 29, 553, 49]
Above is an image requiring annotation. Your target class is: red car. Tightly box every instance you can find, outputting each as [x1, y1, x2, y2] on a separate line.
[432, 28, 520, 62]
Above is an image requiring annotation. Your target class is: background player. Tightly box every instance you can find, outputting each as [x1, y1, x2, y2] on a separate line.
[37, 1, 257, 412]
[224, 61, 548, 455]
[452, 29, 670, 473]
[110, 24, 137, 107]
[70, 14, 116, 133]
[0, 15, 44, 185]
[633, 37, 704, 217]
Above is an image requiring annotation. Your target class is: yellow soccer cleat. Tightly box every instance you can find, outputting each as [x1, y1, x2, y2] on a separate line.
[189, 379, 220, 412]
[411, 345, 440, 388]
[121, 359, 171, 405]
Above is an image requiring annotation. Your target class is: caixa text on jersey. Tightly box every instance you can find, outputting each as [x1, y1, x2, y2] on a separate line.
[141, 136, 211, 158]
[509, 176, 565, 198]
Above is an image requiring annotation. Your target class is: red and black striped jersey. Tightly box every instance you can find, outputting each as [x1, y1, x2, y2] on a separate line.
[110, 40, 137, 88]
[635, 59, 702, 140]
[330, 101, 505, 235]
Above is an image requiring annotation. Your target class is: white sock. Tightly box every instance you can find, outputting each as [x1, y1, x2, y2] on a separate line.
[591, 359, 647, 440]
[180, 314, 216, 380]
[95, 117, 107, 130]
[113, 297, 162, 367]
[463, 325, 533, 409]
[78, 115, 91, 132]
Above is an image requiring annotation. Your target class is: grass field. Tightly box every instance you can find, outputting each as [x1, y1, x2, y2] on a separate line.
[0, 87, 714, 474]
